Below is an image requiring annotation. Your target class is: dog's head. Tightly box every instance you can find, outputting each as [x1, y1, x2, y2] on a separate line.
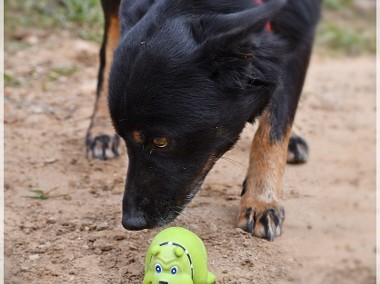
[109, 0, 287, 230]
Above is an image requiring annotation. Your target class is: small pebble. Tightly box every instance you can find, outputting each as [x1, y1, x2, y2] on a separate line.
[46, 217, 57, 224]
[29, 254, 40, 261]
[96, 222, 109, 231]
[93, 240, 113, 252]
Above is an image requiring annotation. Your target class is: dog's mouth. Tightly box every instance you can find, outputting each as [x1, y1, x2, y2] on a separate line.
[158, 178, 205, 225]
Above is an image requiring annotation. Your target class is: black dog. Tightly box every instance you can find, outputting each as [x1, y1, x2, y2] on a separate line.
[86, 0, 322, 241]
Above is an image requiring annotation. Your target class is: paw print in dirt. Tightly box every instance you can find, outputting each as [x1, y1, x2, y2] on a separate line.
[237, 200, 285, 241]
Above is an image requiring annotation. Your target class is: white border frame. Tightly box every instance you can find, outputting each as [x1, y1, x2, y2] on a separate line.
[0, 0, 4, 281]
[376, 0, 379, 283]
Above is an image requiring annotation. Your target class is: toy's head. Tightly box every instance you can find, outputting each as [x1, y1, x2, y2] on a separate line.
[143, 227, 216, 284]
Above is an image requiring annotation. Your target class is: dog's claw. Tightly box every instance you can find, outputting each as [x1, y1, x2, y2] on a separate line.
[246, 207, 255, 234]
[238, 203, 284, 241]
[86, 133, 121, 160]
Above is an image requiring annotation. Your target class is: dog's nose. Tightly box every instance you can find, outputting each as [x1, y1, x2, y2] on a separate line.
[121, 210, 148, 230]
[158, 281, 168, 284]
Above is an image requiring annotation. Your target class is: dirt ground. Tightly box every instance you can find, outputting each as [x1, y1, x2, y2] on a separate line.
[4, 28, 376, 283]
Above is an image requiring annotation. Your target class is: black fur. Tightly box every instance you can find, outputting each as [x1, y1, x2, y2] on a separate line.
[107, 0, 322, 230]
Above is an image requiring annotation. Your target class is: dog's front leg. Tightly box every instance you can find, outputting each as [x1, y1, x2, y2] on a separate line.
[86, 0, 122, 160]
[237, 111, 290, 241]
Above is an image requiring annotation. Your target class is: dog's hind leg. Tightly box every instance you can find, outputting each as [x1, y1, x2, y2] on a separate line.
[237, 39, 314, 241]
[86, 0, 122, 160]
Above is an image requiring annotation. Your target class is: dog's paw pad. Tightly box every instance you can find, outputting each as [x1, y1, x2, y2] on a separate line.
[86, 133, 121, 160]
[287, 134, 308, 164]
[237, 202, 284, 241]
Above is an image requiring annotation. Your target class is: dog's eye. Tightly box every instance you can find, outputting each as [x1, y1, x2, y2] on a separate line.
[153, 137, 168, 148]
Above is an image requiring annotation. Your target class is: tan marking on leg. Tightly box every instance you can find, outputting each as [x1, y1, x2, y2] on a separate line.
[93, 15, 120, 126]
[244, 111, 291, 203]
[236, 111, 291, 237]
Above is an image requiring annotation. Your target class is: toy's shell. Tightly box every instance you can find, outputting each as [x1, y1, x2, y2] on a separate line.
[143, 227, 216, 284]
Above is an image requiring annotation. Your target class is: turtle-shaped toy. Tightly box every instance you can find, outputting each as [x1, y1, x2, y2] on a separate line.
[143, 227, 216, 284]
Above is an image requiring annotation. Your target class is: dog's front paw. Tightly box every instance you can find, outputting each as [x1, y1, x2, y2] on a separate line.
[287, 133, 308, 164]
[237, 200, 285, 241]
[86, 130, 121, 160]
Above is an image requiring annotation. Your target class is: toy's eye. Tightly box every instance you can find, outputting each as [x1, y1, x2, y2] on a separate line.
[170, 266, 178, 275]
[155, 264, 162, 273]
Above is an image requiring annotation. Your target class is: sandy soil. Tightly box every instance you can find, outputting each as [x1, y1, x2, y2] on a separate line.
[4, 29, 376, 284]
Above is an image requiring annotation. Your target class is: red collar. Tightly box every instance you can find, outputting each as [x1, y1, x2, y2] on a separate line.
[254, 0, 272, 32]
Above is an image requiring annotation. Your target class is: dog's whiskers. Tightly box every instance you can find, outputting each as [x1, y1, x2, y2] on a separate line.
[174, 208, 191, 224]
[220, 134, 236, 144]
[220, 156, 247, 168]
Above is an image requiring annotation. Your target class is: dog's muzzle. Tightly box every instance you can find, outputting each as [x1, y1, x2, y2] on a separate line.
[122, 209, 148, 230]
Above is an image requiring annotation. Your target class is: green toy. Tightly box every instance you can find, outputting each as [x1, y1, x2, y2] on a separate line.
[143, 227, 216, 284]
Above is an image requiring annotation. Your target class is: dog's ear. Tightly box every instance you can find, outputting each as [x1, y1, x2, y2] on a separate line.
[194, 0, 286, 92]
[193, 0, 286, 51]
[120, 0, 155, 33]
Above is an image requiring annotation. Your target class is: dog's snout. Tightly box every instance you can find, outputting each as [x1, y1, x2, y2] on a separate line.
[121, 210, 148, 230]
